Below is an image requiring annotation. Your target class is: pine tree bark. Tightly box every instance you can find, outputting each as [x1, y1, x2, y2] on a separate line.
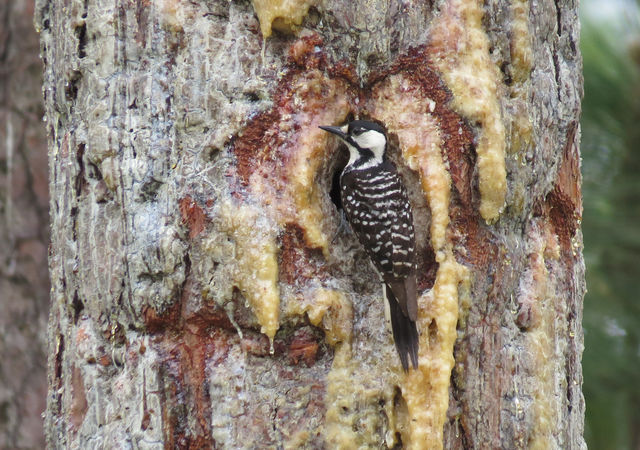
[38, 0, 584, 448]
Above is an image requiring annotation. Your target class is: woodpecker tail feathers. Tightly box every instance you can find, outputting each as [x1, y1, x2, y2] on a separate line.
[386, 284, 419, 372]
[387, 276, 418, 321]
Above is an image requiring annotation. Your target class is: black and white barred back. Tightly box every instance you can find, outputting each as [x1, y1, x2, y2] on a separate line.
[340, 160, 419, 371]
[340, 161, 416, 282]
[319, 120, 419, 371]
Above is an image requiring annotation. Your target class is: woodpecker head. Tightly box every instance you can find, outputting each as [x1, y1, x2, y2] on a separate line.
[320, 120, 388, 170]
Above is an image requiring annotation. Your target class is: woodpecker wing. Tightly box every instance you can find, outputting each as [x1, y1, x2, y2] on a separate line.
[340, 161, 418, 321]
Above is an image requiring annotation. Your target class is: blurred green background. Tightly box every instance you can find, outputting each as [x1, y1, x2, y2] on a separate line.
[581, 0, 640, 448]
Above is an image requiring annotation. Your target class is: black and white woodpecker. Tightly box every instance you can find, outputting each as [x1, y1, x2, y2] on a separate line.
[319, 120, 419, 371]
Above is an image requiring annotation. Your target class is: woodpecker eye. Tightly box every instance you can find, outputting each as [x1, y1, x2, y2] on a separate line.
[353, 128, 365, 136]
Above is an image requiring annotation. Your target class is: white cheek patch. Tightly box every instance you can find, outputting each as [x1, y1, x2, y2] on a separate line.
[354, 130, 386, 160]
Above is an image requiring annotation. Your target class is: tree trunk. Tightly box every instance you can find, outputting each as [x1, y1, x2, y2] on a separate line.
[38, 0, 585, 448]
[0, 1, 49, 447]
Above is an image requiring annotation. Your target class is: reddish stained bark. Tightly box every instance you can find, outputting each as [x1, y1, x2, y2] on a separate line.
[545, 121, 581, 251]
[547, 190, 576, 250]
[142, 284, 231, 446]
[328, 60, 360, 86]
[278, 223, 328, 285]
[144, 274, 233, 334]
[179, 195, 208, 239]
[288, 327, 321, 366]
[154, 328, 236, 448]
[139, 271, 244, 446]
[232, 34, 357, 185]
[143, 300, 184, 334]
[69, 366, 88, 431]
[232, 106, 280, 185]
[157, 343, 208, 448]
[555, 121, 581, 212]
[151, 322, 324, 446]
[288, 33, 326, 70]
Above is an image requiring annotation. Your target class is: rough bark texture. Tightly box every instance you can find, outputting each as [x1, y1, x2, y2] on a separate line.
[0, 1, 49, 448]
[38, 0, 585, 448]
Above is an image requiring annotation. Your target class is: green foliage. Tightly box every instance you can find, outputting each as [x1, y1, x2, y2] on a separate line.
[581, 0, 640, 447]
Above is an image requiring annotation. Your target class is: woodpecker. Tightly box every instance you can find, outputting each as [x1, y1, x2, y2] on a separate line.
[319, 120, 419, 371]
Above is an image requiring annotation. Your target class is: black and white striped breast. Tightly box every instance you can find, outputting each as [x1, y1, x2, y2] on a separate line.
[340, 160, 416, 280]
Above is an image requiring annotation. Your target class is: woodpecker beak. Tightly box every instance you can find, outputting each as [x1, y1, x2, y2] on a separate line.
[319, 124, 348, 141]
